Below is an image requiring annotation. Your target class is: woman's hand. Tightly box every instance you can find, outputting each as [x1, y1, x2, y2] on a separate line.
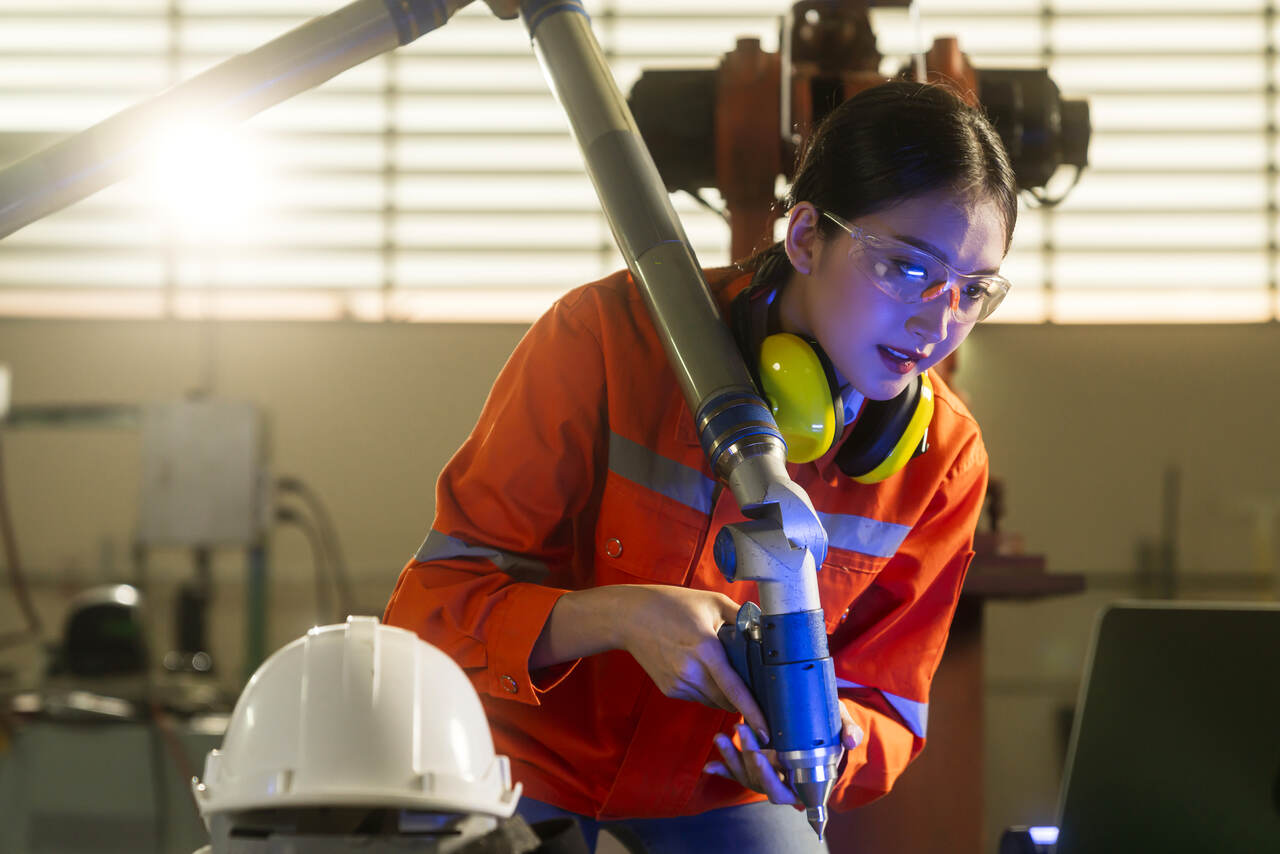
[702, 704, 865, 806]
[615, 585, 769, 739]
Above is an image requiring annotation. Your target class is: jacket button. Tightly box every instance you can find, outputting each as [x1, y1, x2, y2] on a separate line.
[605, 538, 623, 558]
[500, 675, 518, 694]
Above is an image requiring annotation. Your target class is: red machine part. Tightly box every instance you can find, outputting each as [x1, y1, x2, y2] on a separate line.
[716, 1, 980, 259]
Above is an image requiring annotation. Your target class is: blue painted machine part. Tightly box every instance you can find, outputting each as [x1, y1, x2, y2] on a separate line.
[714, 528, 737, 582]
[760, 609, 832, 663]
[695, 391, 784, 474]
[522, 0, 590, 37]
[718, 609, 841, 752]
[381, 0, 459, 45]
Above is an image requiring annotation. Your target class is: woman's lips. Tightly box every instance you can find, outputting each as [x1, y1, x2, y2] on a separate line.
[877, 345, 920, 375]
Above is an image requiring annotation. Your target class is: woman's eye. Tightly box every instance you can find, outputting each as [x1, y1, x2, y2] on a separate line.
[961, 282, 990, 300]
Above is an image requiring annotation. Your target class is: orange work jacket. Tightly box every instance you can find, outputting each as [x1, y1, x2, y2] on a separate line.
[384, 266, 988, 820]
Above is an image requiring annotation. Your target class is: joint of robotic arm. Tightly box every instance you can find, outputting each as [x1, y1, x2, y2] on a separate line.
[727, 466, 828, 568]
[714, 519, 822, 614]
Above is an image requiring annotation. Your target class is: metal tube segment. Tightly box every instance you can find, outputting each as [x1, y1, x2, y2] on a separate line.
[521, 0, 839, 837]
[0, 0, 470, 241]
[522, 1, 748, 408]
[520, 0, 827, 554]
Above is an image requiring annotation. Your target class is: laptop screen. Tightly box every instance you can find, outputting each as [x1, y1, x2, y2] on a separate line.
[1055, 602, 1280, 854]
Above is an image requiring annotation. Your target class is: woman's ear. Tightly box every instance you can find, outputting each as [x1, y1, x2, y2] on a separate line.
[784, 202, 821, 275]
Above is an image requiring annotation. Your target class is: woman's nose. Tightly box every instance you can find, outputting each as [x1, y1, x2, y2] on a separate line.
[907, 286, 954, 343]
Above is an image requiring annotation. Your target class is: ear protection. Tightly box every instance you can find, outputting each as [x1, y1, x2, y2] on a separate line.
[729, 250, 933, 483]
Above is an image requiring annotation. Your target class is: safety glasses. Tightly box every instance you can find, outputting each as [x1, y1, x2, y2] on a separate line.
[821, 210, 1011, 323]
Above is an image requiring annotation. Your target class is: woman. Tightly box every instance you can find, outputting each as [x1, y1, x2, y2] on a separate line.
[385, 80, 1017, 852]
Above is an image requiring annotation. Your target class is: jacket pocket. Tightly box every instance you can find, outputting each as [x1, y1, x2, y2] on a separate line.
[817, 550, 890, 633]
[594, 471, 703, 586]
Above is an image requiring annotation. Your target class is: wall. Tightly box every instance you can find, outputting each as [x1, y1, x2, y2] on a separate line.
[961, 323, 1280, 848]
[2, 317, 1278, 847]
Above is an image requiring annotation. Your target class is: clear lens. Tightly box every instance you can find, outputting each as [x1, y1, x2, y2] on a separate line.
[860, 235, 950, 299]
[857, 237, 1006, 323]
[823, 210, 1010, 322]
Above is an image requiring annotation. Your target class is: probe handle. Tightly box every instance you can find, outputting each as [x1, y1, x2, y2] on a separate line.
[718, 603, 841, 754]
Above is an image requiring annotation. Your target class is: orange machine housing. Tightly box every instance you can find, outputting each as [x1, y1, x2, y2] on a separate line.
[717, 1, 982, 260]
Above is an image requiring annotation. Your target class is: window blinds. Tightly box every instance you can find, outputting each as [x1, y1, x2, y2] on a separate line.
[0, 0, 1272, 323]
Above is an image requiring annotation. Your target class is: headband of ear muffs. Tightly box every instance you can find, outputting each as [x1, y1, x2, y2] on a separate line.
[729, 247, 932, 480]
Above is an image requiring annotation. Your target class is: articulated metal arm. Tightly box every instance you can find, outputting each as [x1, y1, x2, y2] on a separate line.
[521, 1, 840, 837]
[519, 0, 828, 568]
[0, 0, 475, 241]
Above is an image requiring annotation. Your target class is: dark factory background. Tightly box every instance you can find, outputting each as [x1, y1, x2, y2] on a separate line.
[1, 2, 1277, 853]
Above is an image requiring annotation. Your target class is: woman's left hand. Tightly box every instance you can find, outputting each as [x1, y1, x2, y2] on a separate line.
[702, 703, 864, 806]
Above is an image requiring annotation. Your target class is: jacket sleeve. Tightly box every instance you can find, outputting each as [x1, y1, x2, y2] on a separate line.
[827, 431, 989, 809]
[383, 288, 608, 706]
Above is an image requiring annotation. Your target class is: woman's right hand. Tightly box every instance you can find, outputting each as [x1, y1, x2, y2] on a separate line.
[615, 585, 769, 742]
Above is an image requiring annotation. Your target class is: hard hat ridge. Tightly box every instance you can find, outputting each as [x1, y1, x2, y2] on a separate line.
[194, 616, 521, 821]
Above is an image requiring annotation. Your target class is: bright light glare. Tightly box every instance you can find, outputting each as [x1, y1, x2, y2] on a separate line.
[1029, 826, 1060, 845]
[141, 123, 270, 245]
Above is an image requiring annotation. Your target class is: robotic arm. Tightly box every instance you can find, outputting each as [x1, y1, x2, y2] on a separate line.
[0, 0, 522, 241]
[628, 0, 1092, 258]
[520, 2, 840, 836]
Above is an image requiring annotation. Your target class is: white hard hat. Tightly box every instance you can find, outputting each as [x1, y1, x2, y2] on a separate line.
[193, 616, 520, 819]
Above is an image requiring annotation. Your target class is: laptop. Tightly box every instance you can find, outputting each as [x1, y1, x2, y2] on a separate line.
[1045, 601, 1280, 853]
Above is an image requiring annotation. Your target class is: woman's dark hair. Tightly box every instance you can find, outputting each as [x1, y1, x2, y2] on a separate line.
[739, 80, 1017, 270]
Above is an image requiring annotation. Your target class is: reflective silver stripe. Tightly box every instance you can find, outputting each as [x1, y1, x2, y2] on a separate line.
[414, 530, 549, 584]
[608, 430, 717, 515]
[836, 678, 929, 739]
[817, 511, 910, 559]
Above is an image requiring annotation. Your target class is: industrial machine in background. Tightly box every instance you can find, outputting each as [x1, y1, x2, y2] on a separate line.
[137, 399, 271, 679]
[0, 406, 248, 852]
[0, 393, 367, 852]
[629, 0, 1091, 259]
[1, 583, 225, 854]
[44, 584, 150, 681]
[0, 391, 365, 676]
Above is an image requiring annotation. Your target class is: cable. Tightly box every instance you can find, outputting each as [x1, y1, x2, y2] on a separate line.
[275, 477, 358, 618]
[1024, 165, 1085, 208]
[147, 704, 171, 852]
[150, 700, 203, 813]
[682, 189, 731, 224]
[274, 505, 336, 624]
[0, 430, 42, 651]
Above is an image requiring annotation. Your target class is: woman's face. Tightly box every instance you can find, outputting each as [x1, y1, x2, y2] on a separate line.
[782, 189, 1007, 401]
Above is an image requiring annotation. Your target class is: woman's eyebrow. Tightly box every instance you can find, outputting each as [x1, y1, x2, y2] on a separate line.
[892, 233, 1001, 277]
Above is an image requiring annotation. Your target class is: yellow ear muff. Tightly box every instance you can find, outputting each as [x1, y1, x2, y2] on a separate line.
[757, 332, 838, 464]
[851, 372, 934, 484]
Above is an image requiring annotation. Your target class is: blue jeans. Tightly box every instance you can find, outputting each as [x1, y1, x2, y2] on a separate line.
[517, 796, 831, 854]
